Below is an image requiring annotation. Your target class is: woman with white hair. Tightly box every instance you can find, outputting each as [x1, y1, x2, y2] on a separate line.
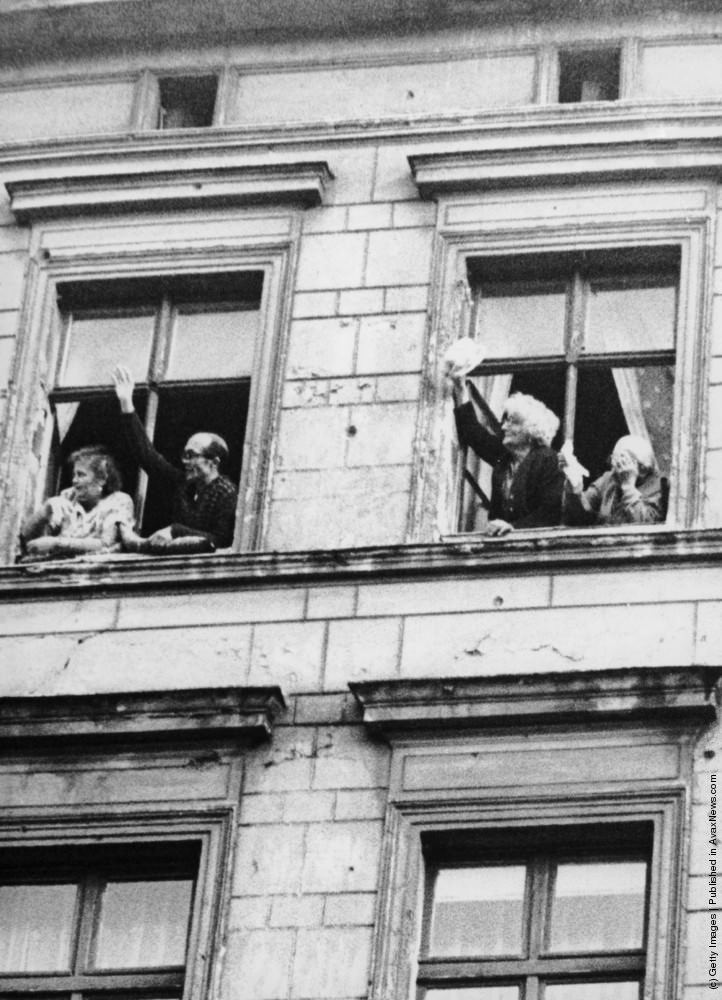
[561, 434, 664, 526]
[451, 376, 564, 536]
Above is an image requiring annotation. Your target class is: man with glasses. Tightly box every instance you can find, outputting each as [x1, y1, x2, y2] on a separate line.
[112, 365, 237, 553]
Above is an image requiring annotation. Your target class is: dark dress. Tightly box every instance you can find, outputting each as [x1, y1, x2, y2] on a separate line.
[454, 402, 563, 529]
[120, 412, 238, 548]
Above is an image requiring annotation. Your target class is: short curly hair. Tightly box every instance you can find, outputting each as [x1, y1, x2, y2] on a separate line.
[503, 393, 560, 448]
[68, 446, 123, 496]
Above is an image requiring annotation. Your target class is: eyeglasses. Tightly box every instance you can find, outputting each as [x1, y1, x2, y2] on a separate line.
[182, 449, 206, 461]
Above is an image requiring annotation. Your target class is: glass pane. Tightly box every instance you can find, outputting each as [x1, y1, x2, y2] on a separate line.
[94, 878, 193, 969]
[0, 883, 77, 972]
[545, 983, 639, 1000]
[167, 308, 258, 380]
[586, 280, 676, 354]
[549, 861, 647, 952]
[478, 284, 567, 359]
[425, 989, 519, 1000]
[60, 313, 155, 387]
[429, 866, 526, 957]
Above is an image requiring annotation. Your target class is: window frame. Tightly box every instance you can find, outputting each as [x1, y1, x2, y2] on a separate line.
[408, 183, 714, 541]
[419, 829, 652, 998]
[456, 248, 680, 533]
[352, 667, 713, 1000]
[51, 276, 263, 535]
[0, 813, 232, 1000]
[1, 218, 297, 559]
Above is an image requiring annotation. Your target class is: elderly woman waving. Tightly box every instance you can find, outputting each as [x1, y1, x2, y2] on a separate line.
[561, 435, 665, 526]
[20, 446, 134, 560]
[449, 374, 564, 537]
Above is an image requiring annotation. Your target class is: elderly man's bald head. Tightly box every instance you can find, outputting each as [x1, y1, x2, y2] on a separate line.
[182, 432, 230, 485]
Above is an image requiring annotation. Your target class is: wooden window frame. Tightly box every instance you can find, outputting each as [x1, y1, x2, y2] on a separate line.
[455, 248, 679, 533]
[419, 828, 651, 999]
[407, 182, 714, 541]
[0, 217, 297, 559]
[0, 812, 232, 1000]
[352, 667, 716, 1000]
[52, 275, 262, 535]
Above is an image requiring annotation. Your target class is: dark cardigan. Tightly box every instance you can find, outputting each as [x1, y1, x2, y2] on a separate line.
[454, 401, 564, 529]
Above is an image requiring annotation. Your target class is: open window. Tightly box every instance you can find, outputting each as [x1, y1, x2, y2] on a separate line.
[558, 48, 621, 103]
[457, 246, 678, 532]
[420, 824, 650, 1000]
[156, 75, 218, 129]
[0, 840, 200, 998]
[52, 271, 262, 537]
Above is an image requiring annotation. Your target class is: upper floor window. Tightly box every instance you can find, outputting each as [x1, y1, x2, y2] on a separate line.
[558, 48, 621, 103]
[0, 841, 199, 998]
[156, 75, 218, 129]
[457, 246, 678, 533]
[53, 271, 261, 539]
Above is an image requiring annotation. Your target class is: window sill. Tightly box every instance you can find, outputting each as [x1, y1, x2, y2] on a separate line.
[2, 525, 722, 596]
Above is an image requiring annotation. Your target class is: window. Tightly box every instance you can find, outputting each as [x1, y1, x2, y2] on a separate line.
[558, 49, 621, 103]
[458, 247, 678, 532]
[0, 841, 199, 998]
[52, 271, 262, 536]
[420, 825, 650, 1000]
[157, 75, 218, 129]
[352, 667, 710, 1000]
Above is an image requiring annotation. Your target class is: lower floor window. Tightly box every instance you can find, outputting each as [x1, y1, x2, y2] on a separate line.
[0, 841, 199, 998]
[420, 824, 650, 1000]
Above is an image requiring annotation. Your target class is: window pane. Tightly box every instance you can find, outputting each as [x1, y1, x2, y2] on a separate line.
[478, 284, 567, 359]
[429, 866, 526, 957]
[549, 861, 647, 952]
[425, 989, 519, 1000]
[94, 879, 193, 969]
[586, 280, 676, 354]
[60, 313, 155, 387]
[0, 883, 77, 972]
[167, 308, 258, 379]
[544, 983, 639, 1000]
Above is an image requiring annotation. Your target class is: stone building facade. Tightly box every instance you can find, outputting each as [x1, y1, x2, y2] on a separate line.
[0, 1, 721, 998]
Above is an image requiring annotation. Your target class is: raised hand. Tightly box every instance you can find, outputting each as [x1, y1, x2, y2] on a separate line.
[112, 365, 135, 414]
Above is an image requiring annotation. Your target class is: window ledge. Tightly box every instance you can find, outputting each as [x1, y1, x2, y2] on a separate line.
[5, 158, 333, 221]
[2, 526, 722, 595]
[0, 686, 285, 745]
[350, 666, 720, 736]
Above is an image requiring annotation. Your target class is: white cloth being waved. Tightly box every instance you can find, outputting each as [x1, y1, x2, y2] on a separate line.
[46, 487, 135, 550]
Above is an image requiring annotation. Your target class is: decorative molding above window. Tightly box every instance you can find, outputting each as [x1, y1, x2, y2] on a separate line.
[5, 160, 333, 221]
[408, 123, 722, 196]
[351, 666, 720, 736]
[0, 685, 285, 744]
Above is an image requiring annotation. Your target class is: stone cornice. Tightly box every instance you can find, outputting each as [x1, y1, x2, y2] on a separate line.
[0, 686, 286, 745]
[0, 103, 720, 168]
[5, 160, 333, 221]
[2, 527, 722, 597]
[350, 666, 721, 735]
[409, 116, 722, 194]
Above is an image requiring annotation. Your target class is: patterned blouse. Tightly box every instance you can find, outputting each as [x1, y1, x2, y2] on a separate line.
[47, 488, 135, 550]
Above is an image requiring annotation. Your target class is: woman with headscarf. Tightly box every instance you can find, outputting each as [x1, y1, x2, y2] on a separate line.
[561, 434, 664, 526]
